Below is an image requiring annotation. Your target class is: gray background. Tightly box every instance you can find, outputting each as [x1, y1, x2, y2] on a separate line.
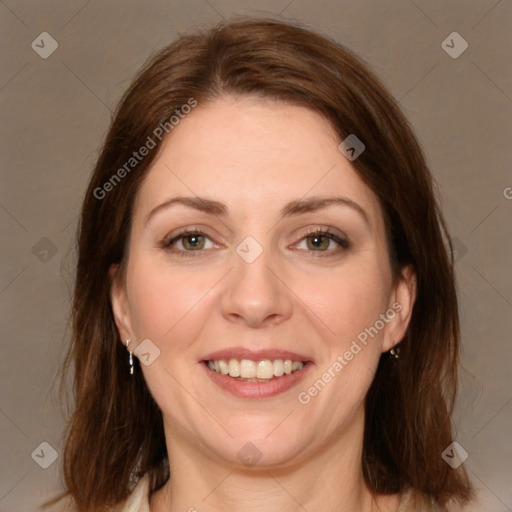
[0, 1, 511, 511]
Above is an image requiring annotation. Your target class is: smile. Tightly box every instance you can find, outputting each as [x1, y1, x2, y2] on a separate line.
[207, 358, 305, 380]
[202, 359, 313, 399]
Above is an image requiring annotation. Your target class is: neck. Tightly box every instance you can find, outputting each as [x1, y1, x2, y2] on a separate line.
[149, 405, 399, 512]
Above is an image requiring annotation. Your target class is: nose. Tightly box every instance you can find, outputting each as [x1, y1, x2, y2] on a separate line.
[220, 244, 293, 329]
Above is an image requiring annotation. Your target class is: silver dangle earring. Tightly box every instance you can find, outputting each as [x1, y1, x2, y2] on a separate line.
[126, 339, 134, 375]
[389, 343, 400, 359]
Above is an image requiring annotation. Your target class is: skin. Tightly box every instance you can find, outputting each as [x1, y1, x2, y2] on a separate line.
[110, 95, 417, 512]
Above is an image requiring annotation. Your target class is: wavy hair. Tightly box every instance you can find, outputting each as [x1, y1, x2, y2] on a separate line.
[53, 17, 472, 510]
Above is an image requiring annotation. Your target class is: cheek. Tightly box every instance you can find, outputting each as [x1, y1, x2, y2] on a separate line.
[298, 258, 390, 345]
[295, 263, 388, 422]
[127, 258, 215, 347]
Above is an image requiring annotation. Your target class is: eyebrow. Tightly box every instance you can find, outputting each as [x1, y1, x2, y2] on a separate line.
[145, 195, 371, 228]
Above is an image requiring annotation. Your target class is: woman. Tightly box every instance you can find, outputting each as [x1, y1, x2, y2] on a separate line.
[55, 18, 472, 511]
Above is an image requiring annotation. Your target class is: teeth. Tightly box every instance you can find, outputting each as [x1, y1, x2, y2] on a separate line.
[218, 359, 229, 375]
[256, 360, 273, 379]
[207, 358, 305, 379]
[273, 359, 284, 376]
[240, 359, 256, 378]
[228, 359, 240, 377]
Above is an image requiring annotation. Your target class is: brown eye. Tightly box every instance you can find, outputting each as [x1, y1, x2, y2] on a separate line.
[295, 228, 350, 256]
[181, 234, 206, 250]
[163, 229, 215, 257]
[306, 233, 331, 251]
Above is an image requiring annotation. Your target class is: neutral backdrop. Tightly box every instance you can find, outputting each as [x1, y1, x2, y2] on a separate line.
[0, 1, 511, 511]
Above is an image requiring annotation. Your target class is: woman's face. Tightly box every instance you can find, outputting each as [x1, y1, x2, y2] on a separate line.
[111, 95, 415, 468]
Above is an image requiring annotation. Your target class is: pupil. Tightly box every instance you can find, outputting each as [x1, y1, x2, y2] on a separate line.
[310, 235, 327, 249]
[186, 235, 202, 248]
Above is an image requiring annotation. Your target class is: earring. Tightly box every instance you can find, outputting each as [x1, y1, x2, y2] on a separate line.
[126, 339, 134, 375]
[389, 343, 400, 359]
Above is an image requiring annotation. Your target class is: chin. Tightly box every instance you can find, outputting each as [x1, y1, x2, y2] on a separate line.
[203, 426, 309, 470]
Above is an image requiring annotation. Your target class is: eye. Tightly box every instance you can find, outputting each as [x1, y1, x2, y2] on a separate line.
[162, 226, 350, 258]
[294, 228, 350, 256]
[162, 228, 216, 257]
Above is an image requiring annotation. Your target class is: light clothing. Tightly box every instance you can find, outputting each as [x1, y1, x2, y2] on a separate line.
[397, 487, 445, 511]
[112, 475, 151, 511]
[114, 474, 445, 512]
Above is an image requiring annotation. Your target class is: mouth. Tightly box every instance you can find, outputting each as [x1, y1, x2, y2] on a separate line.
[205, 358, 306, 381]
[200, 350, 313, 399]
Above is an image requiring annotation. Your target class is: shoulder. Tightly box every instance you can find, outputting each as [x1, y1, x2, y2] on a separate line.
[110, 474, 151, 512]
[38, 475, 152, 512]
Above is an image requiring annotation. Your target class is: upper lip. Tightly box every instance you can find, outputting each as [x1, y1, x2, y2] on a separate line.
[201, 347, 312, 362]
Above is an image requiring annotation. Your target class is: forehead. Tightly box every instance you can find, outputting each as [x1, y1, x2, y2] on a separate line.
[133, 95, 383, 229]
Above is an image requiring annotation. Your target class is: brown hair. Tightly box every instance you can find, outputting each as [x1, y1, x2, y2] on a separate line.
[55, 17, 472, 510]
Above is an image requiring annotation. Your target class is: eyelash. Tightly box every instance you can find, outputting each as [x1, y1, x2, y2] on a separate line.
[162, 227, 350, 258]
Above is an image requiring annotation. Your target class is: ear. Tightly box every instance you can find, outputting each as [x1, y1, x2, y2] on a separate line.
[382, 263, 417, 353]
[109, 263, 135, 345]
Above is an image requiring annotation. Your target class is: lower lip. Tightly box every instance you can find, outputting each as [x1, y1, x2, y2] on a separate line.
[202, 361, 313, 399]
